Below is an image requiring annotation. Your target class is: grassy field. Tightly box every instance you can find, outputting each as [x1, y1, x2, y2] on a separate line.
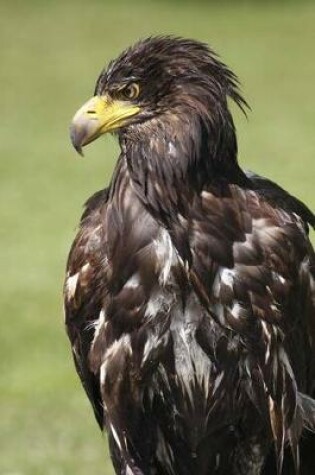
[0, 1, 314, 473]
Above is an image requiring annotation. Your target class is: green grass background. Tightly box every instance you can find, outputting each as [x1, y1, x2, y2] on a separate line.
[0, 1, 314, 473]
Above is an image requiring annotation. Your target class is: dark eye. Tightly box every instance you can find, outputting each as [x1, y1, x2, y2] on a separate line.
[121, 83, 140, 100]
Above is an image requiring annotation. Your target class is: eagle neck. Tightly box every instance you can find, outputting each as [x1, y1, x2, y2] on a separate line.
[119, 113, 248, 225]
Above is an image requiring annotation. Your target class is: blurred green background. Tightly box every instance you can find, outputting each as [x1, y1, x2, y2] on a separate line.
[0, 0, 314, 474]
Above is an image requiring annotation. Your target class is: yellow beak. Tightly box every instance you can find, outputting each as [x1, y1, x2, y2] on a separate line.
[70, 95, 140, 155]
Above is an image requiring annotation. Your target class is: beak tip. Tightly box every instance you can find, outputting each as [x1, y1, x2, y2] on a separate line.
[73, 143, 84, 157]
[70, 123, 85, 156]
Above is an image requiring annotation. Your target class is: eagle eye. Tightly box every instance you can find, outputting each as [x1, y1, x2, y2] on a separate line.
[120, 83, 140, 101]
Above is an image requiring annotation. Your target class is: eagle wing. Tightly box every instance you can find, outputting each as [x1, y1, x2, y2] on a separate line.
[64, 189, 109, 428]
[176, 183, 315, 471]
[246, 170, 315, 232]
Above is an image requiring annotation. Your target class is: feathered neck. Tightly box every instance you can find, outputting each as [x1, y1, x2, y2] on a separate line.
[118, 106, 249, 225]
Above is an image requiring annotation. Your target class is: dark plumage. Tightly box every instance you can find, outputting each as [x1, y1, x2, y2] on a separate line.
[65, 37, 315, 474]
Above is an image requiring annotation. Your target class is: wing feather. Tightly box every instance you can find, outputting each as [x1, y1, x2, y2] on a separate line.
[169, 182, 315, 471]
[64, 188, 109, 428]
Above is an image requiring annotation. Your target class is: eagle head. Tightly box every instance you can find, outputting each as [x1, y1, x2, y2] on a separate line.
[70, 36, 247, 156]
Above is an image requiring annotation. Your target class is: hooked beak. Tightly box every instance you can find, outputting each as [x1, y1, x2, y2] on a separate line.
[70, 95, 140, 155]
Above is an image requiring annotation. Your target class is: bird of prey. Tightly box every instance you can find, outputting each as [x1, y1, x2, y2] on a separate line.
[65, 37, 315, 474]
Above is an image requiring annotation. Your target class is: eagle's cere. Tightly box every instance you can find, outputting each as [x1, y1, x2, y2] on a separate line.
[65, 37, 315, 474]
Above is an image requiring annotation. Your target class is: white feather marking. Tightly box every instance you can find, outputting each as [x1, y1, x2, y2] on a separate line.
[104, 334, 132, 361]
[272, 271, 286, 285]
[100, 335, 133, 390]
[93, 309, 106, 339]
[200, 190, 213, 200]
[81, 262, 90, 274]
[268, 396, 279, 441]
[145, 296, 161, 318]
[213, 267, 235, 298]
[100, 361, 107, 387]
[90, 310, 107, 372]
[261, 321, 274, 364]
[261, 320, 271, 341]
[271, 304, 279, 312]
[167, 141, 176, 156]
[72, 344, 79, 360]
[125, 273, 140, 289]
[145, 290, 175, 318]
[221, 268, 235, 287]
[142, 335, 157, 364]
[66, 263, 91, 301]
[212, 371, 224, 395]
[110, 423, 122, 451]
[231, 302, 242, 319]
[154, 229, 177, 285]
[179, 327, 191, 351]
[66, 272, 79, 299]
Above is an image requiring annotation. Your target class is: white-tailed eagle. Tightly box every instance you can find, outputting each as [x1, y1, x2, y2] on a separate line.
[65, 37, 315, 474]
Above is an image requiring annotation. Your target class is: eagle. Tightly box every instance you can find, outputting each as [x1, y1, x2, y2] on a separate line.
[65, 37, 315, 474]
